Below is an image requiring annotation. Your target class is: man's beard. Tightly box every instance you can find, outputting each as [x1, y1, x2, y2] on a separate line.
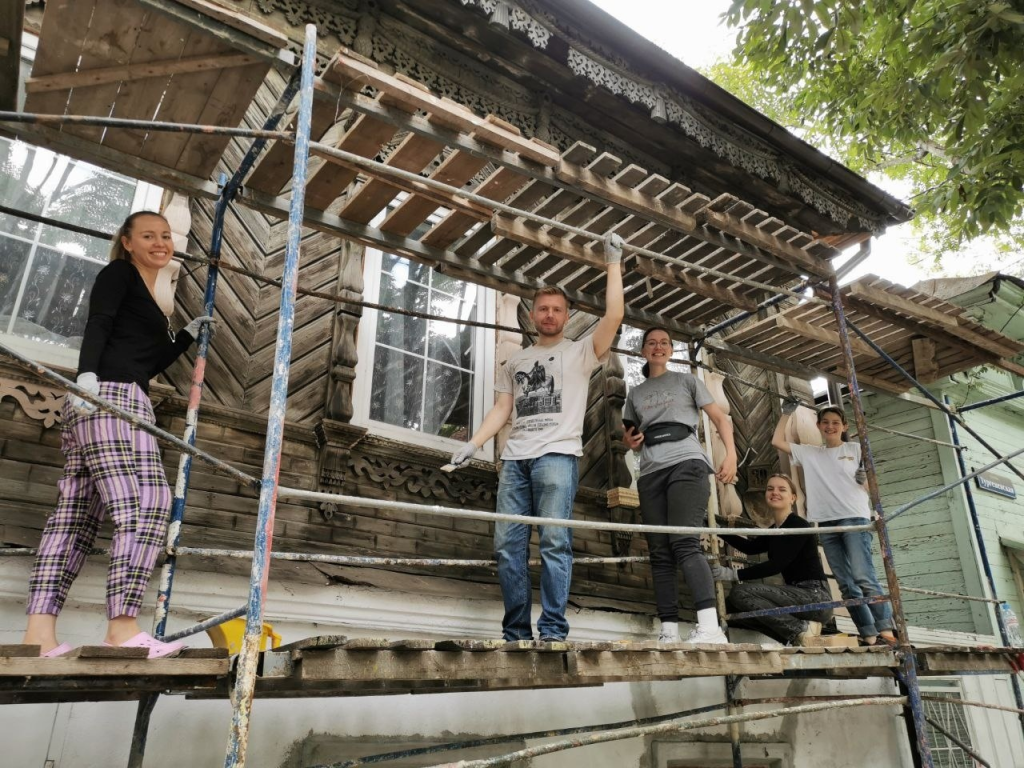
[535, 322, 564, 338]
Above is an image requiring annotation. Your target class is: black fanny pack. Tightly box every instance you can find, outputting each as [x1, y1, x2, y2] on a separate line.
[642, 421, 694, 446]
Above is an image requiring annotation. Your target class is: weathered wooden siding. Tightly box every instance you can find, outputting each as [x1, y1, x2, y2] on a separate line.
[0, 376, 659, 615]
[160, 69, 343, 424]
[939, 386, 1024, 626]
[858, 391, 979, 633]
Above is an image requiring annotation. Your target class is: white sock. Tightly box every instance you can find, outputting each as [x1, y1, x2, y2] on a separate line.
[660, 621, 679, 638]
[697, 608, 720, 633]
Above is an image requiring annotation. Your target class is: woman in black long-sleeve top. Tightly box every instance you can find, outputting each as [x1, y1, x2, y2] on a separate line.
[711, 473, 833, 646]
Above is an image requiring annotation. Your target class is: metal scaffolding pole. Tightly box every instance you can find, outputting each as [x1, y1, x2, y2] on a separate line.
[124, 64, 305, 768]
[957, 388, 1024, 413]
[946, 395, 1024, 734]
[223, 24, 316, 768]
[845, 318, 1024, 484]
[828, 275, 934, 767]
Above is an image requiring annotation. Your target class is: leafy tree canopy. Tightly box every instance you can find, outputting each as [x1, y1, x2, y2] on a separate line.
[719, 0, 1024, 269]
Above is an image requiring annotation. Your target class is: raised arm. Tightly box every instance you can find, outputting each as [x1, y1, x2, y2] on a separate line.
[703, 401, 737, 484]
[590, 233, 625, 359]
[451, 392, 514, 466]
[771, 402, 798, 455]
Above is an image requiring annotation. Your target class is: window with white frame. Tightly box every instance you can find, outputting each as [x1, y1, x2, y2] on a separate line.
[0, 34, 162, 368]
[920, 680, 978, 767]
[353, 248, 495, 455]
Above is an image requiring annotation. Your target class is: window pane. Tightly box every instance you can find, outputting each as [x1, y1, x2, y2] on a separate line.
[423, 362, 472, 439]
[370, 345, 425, 430]
[0, 236, 32, 322]
[0, 138, 134, 238]
[0, 139, 59, 229]
[42, 160, 136, 237]
[15, 248, 103, 344]
[427, 288, 476, 369]
[430, 267, 466, 296]
[382, 252, 429, 288]
[377, 273, 427, 355]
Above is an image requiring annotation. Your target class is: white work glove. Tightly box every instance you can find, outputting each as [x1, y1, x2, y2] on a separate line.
[450, 441, 478, 468]
[781, 399, 799, 415]
[603, 233, 624, 265]
[711, 564, 739, 582]
[69, 372, 100, 415]
[184, 315, 216, 341]
[854, 463, 867, 485]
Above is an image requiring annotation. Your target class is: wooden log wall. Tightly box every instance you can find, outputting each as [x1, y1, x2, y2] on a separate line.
[0, 364, 663, 615]
[161, 68, 345, 424]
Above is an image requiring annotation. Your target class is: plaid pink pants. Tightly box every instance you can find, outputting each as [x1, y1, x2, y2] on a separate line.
[27, 381, 171, 619]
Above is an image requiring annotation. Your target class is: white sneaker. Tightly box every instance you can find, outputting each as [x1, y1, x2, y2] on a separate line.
[657, 620, 680, 643]
[685, 626, 730, 645]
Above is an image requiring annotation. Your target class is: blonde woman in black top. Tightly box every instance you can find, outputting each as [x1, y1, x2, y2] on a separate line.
[712, 474, 833, 646]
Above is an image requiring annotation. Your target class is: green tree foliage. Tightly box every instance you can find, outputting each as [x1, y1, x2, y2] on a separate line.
[720, 0, 1024, 265]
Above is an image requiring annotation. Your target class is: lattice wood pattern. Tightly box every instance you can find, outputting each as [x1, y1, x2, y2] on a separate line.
[723, 275, 1024, 393]
[15, 6, 1024, 399]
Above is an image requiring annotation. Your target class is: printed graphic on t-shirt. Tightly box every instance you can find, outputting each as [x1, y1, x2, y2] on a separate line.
[636, 388, 677, 415]
[512, 353, 562, 418]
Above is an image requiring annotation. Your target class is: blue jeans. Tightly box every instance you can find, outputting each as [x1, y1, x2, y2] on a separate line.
[819, 517, 893, 637]
[494, 454, 578, 640]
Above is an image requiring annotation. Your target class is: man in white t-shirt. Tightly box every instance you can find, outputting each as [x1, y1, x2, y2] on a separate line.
[450, 234, 625, 640]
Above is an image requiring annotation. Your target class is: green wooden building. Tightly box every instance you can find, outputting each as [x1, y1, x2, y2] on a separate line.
[858, 273, 1024, 636]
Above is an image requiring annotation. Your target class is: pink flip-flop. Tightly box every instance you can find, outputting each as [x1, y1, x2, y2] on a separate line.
[103, 632, 185, 659]
[40, 642, 73, 658]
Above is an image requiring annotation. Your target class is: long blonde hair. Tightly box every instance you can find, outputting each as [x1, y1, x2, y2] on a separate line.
[109, 210, 168, 263]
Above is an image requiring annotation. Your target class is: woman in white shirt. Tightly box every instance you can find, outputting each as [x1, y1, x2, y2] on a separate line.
[771, 404, 895, 647]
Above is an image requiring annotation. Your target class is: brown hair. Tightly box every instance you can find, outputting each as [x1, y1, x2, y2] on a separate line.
[816, 405, 849, 441]
[639, 326, 672, 379]
[765, 473, 798, 496]
[109, 210, 169, 263]
[532, 285, 569, 307]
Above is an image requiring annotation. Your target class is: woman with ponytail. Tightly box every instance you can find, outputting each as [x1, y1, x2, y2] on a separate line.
[21, 211, 213, 658]
[623, 327, 737, 643]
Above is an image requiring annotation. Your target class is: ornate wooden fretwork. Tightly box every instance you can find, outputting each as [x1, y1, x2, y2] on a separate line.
[0, 375, 64, 428]
[347, 452, 498, 506]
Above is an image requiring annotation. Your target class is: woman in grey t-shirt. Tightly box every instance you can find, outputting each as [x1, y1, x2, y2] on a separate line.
[623, 327, 738, 644]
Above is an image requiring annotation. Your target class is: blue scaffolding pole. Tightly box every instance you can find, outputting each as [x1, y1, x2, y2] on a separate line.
[223, 23, 317, 768]
[126, 45, 307, 768]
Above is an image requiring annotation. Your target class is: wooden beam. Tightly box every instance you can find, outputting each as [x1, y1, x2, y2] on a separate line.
[912, 337, 938, 381]
[169, 0, 289, 48]
[699, 204, 834, 278]
[0, 0, 23, 111]
[847, 279, 1024, 360]
[491, 213, 607, 270]
[634, 254, 758, 312]
[137, 0, 293, 65]
[329, 49, 559, 166]
[775, 314, 879, 359]
[316, 74, 827, 281]
[25, 52, 262, 93]
[847, 280, 958, 329]
[296, 648, 787, 684]
[240, 188, 700, 339]
[844, 296, 1024, 379]
[835, 366, 911, 396]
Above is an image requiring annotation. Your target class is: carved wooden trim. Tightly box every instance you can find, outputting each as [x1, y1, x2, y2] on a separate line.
[347, 452, 498, 507]
[0, 376, 65, 428]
